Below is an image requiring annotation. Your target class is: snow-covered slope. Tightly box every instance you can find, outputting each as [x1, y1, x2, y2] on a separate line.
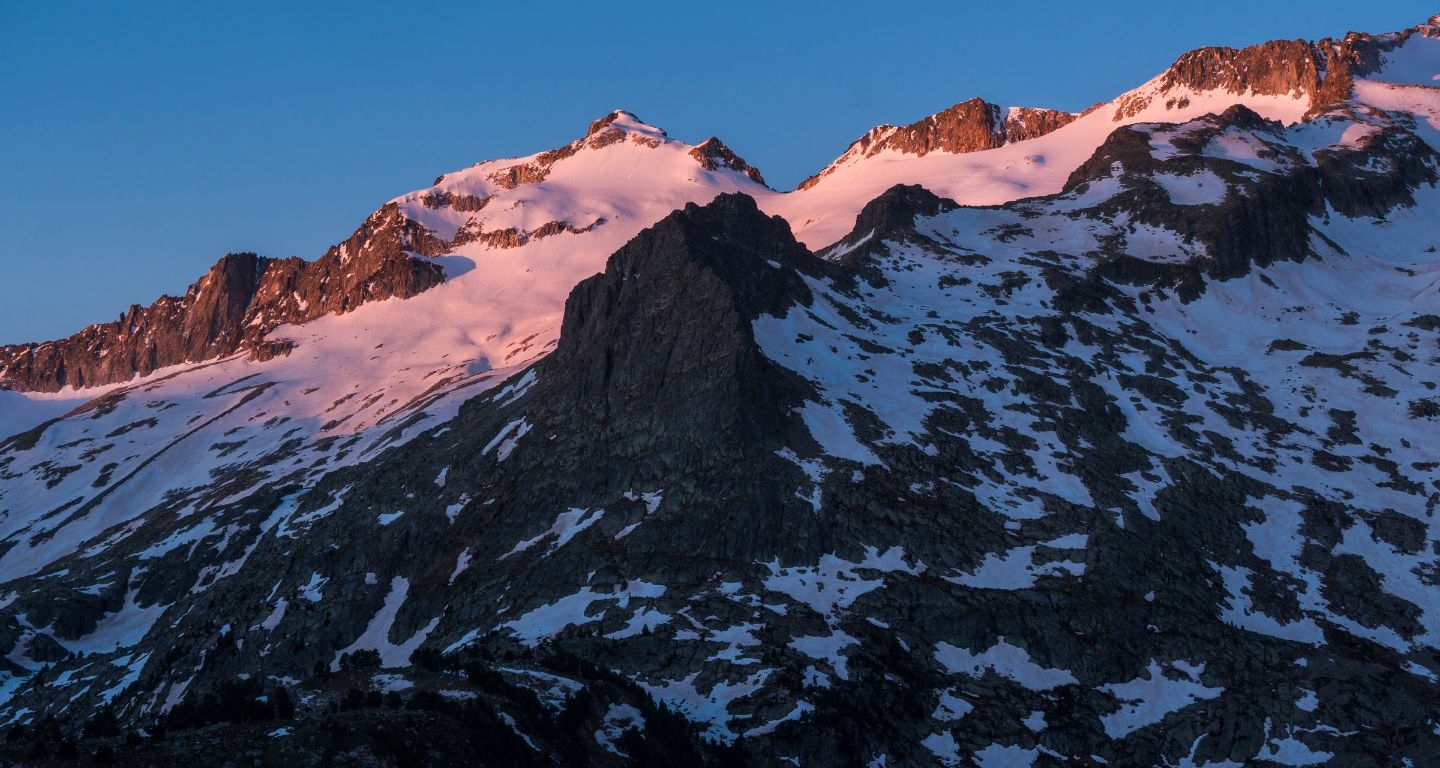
[0, 110, 769, 579]
[762, 86, 1309, 249]
[763, 15, 1440, 250]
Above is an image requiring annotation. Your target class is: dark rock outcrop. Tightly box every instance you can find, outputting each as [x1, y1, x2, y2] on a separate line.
[1062, 106, 1317, 292]
[1127, 40, 1337, 115]
[479, 193, 828, 564]
[1065, 103, 1439, 293]
[876, 98, 1008, 157]
[418, 190, 492, 212]
[822, 183, 959, 265]
[1314, 121, 1440, 217]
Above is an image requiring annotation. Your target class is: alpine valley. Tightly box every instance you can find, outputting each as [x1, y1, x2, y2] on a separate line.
[2, 16, 1440, 768]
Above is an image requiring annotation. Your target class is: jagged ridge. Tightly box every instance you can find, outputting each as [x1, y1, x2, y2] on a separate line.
[0, 234, 443, 393]
[797, 98, 1077, 190]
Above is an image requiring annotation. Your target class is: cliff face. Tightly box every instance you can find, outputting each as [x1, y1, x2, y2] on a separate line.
[0, 255, 260, 393]
[0, 213, 446, 393]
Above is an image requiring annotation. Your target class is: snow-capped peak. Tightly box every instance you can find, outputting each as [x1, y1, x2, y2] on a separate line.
[0, 101, 777, 579]
[766, 24, 1424, 249]
[586, 109, 667, 141]
[394, 107, 761, 215]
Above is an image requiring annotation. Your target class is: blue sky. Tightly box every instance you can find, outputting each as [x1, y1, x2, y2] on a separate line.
[1, 1, 1433, 345]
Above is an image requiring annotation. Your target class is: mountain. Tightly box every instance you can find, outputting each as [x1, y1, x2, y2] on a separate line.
[0, 15, 1439, 768]
[765, 15, 1440, 249]
[0, 246, 444, 393]
[795, 99, 1080, 192]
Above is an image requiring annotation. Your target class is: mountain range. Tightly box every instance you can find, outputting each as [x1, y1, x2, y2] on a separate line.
[1, 15, 1439, 768]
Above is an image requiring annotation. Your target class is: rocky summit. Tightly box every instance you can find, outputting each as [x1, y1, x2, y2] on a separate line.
[1, 15, 1440, 768]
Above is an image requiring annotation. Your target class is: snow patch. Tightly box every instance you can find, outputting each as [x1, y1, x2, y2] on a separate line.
[332, 577, 438, 669]
[1099, 660, 1223, 738]
[934, 638, 1076, 691]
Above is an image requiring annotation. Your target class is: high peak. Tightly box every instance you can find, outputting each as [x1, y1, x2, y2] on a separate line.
[1124, 16, 1440, 122]
[427, 109, 684, 191]
[584, 109, 667, 142]
[796, 97, 1076, 190]
[690, 136, 767, 186]
[586, 109, 653, 137]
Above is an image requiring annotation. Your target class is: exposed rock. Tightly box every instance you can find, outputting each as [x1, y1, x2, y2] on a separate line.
[0, 255, 264, 393]
[884, 98, 1008, 156]
[451, 217, 606, 250]
[1063, 106, 1324, 287]
[0, 205, 446, 393]
[688, 137, 767, 186]
[1313, 120, 1440, 217]
[823, 183, 958, 264]
[490, 111, 663, 190]
[1004, 105, 1080, 143]
[22, 633, 70, 664]
[418, 190, 492, 212]
[798, 98, 1076, 190]
[586, 109, 629, 137]
[489, 156, 565, 189]
[1116, 19, 1440, 121]
[1144, 40, 1329, 107]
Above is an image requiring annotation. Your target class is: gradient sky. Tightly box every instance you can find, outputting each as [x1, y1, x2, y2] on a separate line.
[2, 2, 1434, 345]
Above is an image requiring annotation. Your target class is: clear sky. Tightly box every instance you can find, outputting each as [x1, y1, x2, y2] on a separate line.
[1, 1, 1434, 345]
